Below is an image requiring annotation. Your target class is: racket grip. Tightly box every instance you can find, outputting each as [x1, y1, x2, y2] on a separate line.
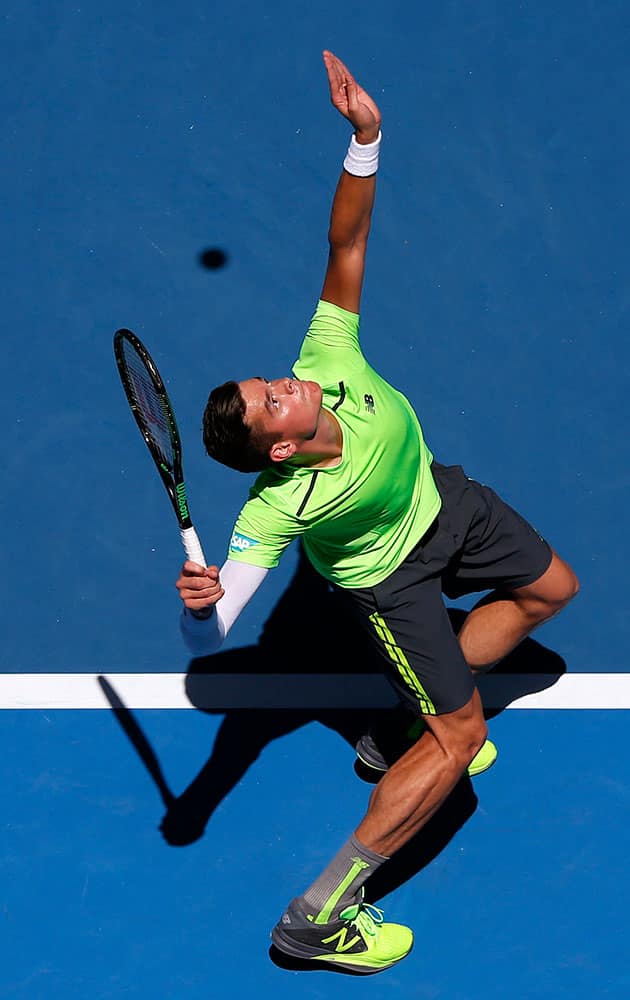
[180, 526, 207, 568]
[180, 527, 214, 621]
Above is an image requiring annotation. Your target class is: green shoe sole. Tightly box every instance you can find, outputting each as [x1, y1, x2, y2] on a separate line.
[466, 738, 497, 775]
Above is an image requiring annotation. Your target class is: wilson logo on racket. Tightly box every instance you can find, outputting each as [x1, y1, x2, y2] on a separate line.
[175, 482, 190, 520]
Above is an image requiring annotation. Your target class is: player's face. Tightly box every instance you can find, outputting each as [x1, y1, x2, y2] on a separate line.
[239, 376, 323, 449]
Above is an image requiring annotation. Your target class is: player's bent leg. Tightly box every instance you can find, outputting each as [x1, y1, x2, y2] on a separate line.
[348, 566, 501, 781]
[356, 689, 487, 858]
[458, 551, 579, 672]
[272, 691, 485, 970]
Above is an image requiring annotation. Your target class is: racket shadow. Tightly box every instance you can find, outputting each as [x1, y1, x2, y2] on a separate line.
[97, 674, 175, 809]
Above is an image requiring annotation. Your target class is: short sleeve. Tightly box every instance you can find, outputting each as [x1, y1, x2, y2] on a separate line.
[228, 495, 304, 568]
[293, 300, 364, 381]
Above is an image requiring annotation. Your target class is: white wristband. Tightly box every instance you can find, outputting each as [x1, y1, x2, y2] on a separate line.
[343, 131, 382, 177]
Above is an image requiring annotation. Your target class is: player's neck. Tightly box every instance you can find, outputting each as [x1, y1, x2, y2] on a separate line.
[292, 410, 343, 468]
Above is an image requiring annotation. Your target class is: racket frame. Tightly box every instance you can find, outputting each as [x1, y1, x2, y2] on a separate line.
[114, 328, 208, 572]
[114, 329, 193, 528]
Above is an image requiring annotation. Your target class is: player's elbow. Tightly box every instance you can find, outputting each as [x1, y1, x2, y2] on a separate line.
[326, 236, 368, 263]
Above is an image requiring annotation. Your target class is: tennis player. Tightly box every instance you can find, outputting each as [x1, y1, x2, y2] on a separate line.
[176, 50, 578, 973]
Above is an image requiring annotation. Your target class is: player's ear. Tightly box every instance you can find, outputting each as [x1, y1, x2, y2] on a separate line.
[269, 440, 296, 463]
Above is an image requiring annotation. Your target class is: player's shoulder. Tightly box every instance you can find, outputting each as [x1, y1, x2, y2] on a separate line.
[245, 465, 314, 518]
[295, 300, 364, 380]
[307, 299, 360, 336]
[313, 298, 360, 321]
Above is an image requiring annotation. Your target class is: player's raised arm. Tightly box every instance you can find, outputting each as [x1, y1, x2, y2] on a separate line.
[320, 51, 382, 315]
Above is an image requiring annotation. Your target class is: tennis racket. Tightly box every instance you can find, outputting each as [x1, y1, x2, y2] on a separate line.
[113, 328, 208, 572]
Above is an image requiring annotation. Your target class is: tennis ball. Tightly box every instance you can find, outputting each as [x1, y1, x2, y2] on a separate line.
[199, 247, 228, 270]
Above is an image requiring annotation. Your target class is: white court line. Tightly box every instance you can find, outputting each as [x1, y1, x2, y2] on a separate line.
[0, 673, 629, 710]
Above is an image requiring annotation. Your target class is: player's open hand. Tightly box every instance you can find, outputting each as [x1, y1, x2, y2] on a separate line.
[323, 50, 381, 143]
[176, 561, 224, 611]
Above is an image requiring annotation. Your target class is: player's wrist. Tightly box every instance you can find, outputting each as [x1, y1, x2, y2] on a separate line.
[186, 605, 215, 621]
[354, 126, 381, 145]
[344, 130, 381, 176]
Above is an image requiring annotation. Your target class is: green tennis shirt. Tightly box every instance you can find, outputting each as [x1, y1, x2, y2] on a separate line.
[228, 300, 441, 588]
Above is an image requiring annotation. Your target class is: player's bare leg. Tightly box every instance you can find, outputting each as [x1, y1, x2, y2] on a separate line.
[355, 688, 487, 856]
[356, 551, 579, 779]
[457, 551, 579, 673]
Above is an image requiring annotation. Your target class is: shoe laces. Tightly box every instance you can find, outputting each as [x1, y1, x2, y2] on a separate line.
[339, 898, 385, 938]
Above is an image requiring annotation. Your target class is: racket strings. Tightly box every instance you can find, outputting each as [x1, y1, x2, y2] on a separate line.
[121, 343, 176, 470]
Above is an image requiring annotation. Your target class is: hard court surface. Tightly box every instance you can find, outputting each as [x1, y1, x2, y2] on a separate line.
[2, 2, 629, 998]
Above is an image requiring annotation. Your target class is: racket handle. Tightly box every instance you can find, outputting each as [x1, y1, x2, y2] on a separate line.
[180, 526, 207, 567]
[180, 526, 214, 621]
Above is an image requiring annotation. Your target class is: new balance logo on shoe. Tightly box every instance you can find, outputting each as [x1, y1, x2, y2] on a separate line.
[321, 926, 362, 953]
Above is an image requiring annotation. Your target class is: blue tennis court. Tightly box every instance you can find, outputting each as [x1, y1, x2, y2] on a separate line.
[2, 1, 629, 997]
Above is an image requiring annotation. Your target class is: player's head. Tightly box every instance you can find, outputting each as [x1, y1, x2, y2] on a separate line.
[203, 376, 322, 472]
[202, 380, 277, 473]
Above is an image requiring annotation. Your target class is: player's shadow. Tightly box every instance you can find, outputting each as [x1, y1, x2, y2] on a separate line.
[100, 543, 566, 931]
[151, 547, 565, 905]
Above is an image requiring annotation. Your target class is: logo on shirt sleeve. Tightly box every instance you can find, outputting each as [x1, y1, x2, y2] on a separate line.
[230, 531, 261, 554]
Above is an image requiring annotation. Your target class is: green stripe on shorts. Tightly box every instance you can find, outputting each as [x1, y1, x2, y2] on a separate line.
[368, 612, 436, 715]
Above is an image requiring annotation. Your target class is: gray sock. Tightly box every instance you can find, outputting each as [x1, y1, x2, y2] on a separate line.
[297, 834, 388, 924]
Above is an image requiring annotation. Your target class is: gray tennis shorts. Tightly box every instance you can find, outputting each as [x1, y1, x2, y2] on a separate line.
[341, 462, 553, 717]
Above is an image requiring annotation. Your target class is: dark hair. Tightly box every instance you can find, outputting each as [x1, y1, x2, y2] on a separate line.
[202, 380, 278, 473]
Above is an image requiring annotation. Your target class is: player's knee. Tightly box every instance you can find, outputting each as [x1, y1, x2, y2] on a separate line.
[448, 716, 487, 773]
[468, 717, 488, 762]
[560, 566, 580, 606]
[540, 564, 580, 617]
[517, 561, 579, 624]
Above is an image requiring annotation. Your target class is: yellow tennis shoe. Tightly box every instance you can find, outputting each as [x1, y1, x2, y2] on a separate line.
[271, 890, 413, 973]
